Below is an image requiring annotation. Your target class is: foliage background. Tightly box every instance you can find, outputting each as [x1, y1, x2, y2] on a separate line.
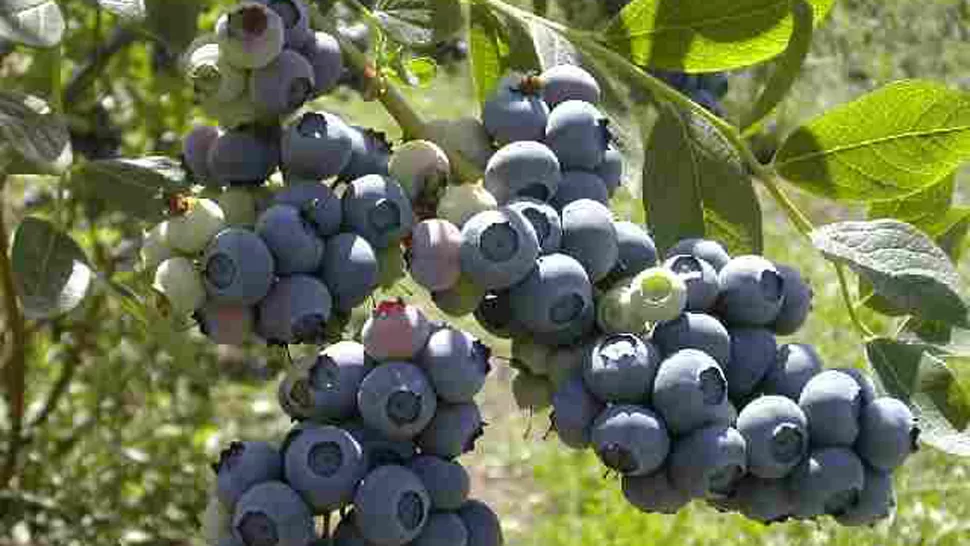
[2, 0, 970, 544]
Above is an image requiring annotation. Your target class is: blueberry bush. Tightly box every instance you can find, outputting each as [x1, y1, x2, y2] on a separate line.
[2, 0, 970, 544]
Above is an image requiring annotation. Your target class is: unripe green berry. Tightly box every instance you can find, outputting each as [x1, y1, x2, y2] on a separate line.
[183, 38, 247, 104]
[389, 140, 451, 201]
[153, 257, 207, 317]
[161, 198, 227, 255]
[217, 188, 258, 228]
[436, 183, 498, 227]
[629, 267, 688, 323]
[431, 274, 486, 317]
[512, 371, 554, 411]
[140, 222, 174, 273]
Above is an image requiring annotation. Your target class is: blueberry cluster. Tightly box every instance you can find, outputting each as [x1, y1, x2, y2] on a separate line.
[508, 233, 918, 525]
[203, 299, 503, 546]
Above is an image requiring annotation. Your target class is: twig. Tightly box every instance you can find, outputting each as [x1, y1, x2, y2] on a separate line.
[62, 27, 138, 105]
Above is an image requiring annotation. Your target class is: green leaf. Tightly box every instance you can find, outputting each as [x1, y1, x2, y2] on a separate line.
[97, 0, 146, 20]
[0, 90, 72, 175]
[603, 0, 834, 72]
[404, 56, 437, 86]
[70, 156, 191, 222]
[869, 174, 955, 225]
[144, 0, 201, 52]
[0, 0, 64, 47]
[774, 80, 970, 202]
[468, 1, 509, 106]
[740, 0, 814, 135]
[642, 105, 763, 255]
[812, 219, 969, 326]
[374, 0, 437, 47]
[10, 217, 93, 320]
[866, 338, 970, 456]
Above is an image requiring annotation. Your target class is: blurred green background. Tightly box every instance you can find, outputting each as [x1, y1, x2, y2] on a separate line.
[2, 0, 970, 544]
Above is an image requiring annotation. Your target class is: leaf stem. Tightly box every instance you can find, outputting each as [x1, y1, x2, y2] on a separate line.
[835, 263, 876, 341]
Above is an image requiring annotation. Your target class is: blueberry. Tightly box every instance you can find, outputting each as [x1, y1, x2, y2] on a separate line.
[409, 219, 463, 292]
[652, 349, 732, 435]
[530, 300, 595, 347]
[304, 341, 371, 422]
[856, 397, 918, 471]
[621, 468, 691, 515]
[183, 125, 221, 184]
[663, 254, 719, 312]
[540, 64, 601, 107]
[354, 465, 431, 546]
[730, 475, 793, 523]
[255, 204, 324, 275]
[301, 31, 343, 96]
[320, 232, 378, 312]
[771, 264, 813, 335]
[280, 112, 354, 182]
[339, 126, 392, 181]
[736, 395, 809, 478]
[361, 299, 433, 360]
[250, 49, 315, 119]
[559, 199, 618, 282]
[761, 343, 823, 400]
[834, 466, 896, 526]
[196, 302, 255, 345]
[482, 74, 549, 144]
[215, 3, 285, 70]
[548, 170, 609, 210]
[786, 447, 865, 518]
[698, 72, 729, 98]
[550, 375, 605, 449]
[417, 402, 485, 459]
[651, 312, 731, 367]
[389, 140, 451, 201]
[256, 274, 332, 345]
[582, 333, 660, 404]
[140, 222, 173, 273]
[231, 481, 314, 546]
[417, 327, 491, 403]
[342, 174, 415, 249]
[282, 424, 367, 512]
[509, 253, 593, 337]
[459, 208, 540, 290]
[152, 257, 207, 317]
[344, 421, 418, 469]
[547, 342, 589, 389]
[432, 275, 486, 317]
[473, 290, 517, 339]
[273, 181, 344, 238]
[213, 441, 283, 509]
[203, 228, 276, 305]
[665, 238, 731, 272]
[184, 40, 247, 105]
[798, 370, 865, 447]
[425, 117, 495, 170]
[457, 500, 503, 546]
[716, 255, 785, 326]
[218, 187, 259, 228]
[207, 129, 280, 186]
[358, 361, 437, 440]
[436, 183, 499, 228]
[838, 367, 878, 406]
[484, 141, 561, 204]
[628, 267, 688, 323]
[591, 404, 669, 476]
[596, 282, 642, 334]
[512, 370, 554, 411]
[668, 424, 747, 498]
[407, 455, 471, 510]
[413, 512, 469, 546]
[278, 369, 316, 421]
[545, 100, 609, 170]
[610, 221, 658, 279]
[504, 198, 562, 255]
[161, 197, 227, 254]
[255, 0, 312, 49]
[204, 92, 261, 130]
[595, 145, 623, 195]
[725, 327, 778, 403]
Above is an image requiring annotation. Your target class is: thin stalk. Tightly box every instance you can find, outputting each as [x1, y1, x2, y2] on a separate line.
[835, 264, 876, 340]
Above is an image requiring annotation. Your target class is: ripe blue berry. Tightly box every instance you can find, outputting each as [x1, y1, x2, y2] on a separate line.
[834, 466, 896, 526]
[505, 198, 562, 255]
[484, 141, 561, 203]
[716, 255, 785, 326]
[353, 465, 431, 546]
[474, 290, 517, 339]
[664, 254, 719, 312]
[231, 481, 314, 546]
[255, 204, 324, 275]
[280, 112, 354, 182]
[273, 180, 344, 238]
[651, 312, 731, 367]
[407, 455, 471, 510]
[551, 375, 604, 449]
[250, 49, 315, 119]
[786, 447, 865, 519]
[582, 333, 660, 404]
[215, 3, 285, 70]
[413, 513, 469, 546]
[459, 208, 540, 290]
[736, 395, 809, 478]
[652, 349, 732, 435]
[611, 221, 658, 279]
[482, 74, 549, 144]
[302, 31, 343, 96]
[510, 253, 593, 338]
[725, 327, 777, 402]
[417, 402, 485, 459]
[798, 370, 865, 447]
[731, 474, 793, 523]
[339, 126, 392, 181]
[320, 232, 378, 312]
[256, 274, 333, 345]
[856, 397, 918, 471]
[458, 500, 503, 546]
[772, 263, 813, 335]
[668, 424, 747, 498]
[282, 424, 367, 512]
[417, 327, 491, 403]
[358, 362, 437, 440]
[595, 145, 623, 195]
[255, 0, 312, 49]
[559, 199, 618, 282]
[549, 170, 609, 210]
[665, 238, 731, 272]
[183, 125, 221, 184]
[303, 341, 371, 422]
[621, 468, 691, 515]
[214, 441, 283, 509]
[342, 174, 415, 249]
[591, 404, 670, 476]
[344, 421, 418, 469]
[545, 100, 609, 170]
[761, 343, 823, 400]
[207, 129, 280, 186]
[203, 228, 276, 306]
[540, 64, 601, 107]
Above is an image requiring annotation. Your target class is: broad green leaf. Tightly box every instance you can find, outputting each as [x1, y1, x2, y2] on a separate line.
[503, 13, 541, 73]
[71, 156, 190, 222]
[430, 0, 463, 40]
[469, 2, 509, 106]
[375, 0, 436, 47]
[11, 217, 93, 320]
[604, 0, 834, 72]
[0, 91, 72, 175]
[866, 339, 970, 456]
[740, 0, 814, 135]
[98, 0, 146, 20]
[0, 0, 64, 47]
[775, 80, 970, 202]
[869, 174, 955, 225]
[643, 105, 763, 255]
[812, 219, 969, 327]
[144, 0, 201, 52]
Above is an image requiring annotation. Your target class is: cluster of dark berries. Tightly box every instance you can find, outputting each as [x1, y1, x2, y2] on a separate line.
[203, 299, 503, 546]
